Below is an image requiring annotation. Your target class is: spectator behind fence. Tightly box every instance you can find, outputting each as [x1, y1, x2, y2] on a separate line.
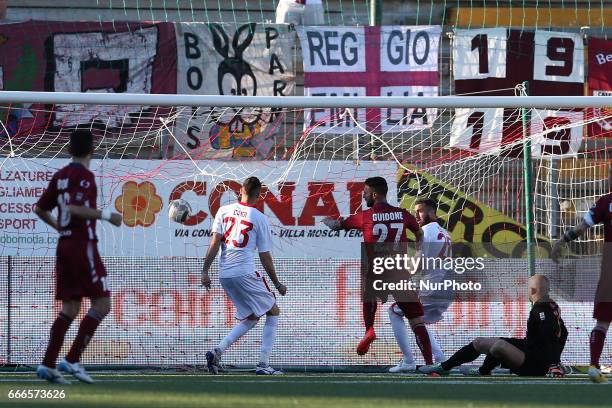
[276, 0, 325, 26]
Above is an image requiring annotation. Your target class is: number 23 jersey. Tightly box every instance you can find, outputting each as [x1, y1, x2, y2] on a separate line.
[212, 202, 273, 278]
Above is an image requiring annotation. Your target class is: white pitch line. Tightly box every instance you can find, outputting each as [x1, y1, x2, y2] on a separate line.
[204, 379, 606, 385]
[0, 379, 160, 383]
[1, 375, 607, 386]
[1, 378, 602, 386]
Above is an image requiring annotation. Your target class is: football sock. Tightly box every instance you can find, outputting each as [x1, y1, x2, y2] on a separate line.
[479, 354, 499, 375]
[412, 323, 433, 365]
[42, 312, 73, 368]
[66, 309, 104, 364]
[363, 302, 377, 330]
[259, 315, 279, 365]
[427, 327, 446, 363]
[441, 342, 480, 371]
[218, 318, 258, 353]
[387, 307, 414, 364]
[590, 325, 607, 368]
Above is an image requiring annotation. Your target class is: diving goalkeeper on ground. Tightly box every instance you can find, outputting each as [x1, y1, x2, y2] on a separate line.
[420, 274, 567, 377]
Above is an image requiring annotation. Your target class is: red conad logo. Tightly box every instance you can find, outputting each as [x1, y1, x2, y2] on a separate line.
[169, 180, 366, 226]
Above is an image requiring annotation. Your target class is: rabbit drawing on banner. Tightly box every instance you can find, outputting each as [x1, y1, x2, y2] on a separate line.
[207, 23, 275, 156]
[209, 23, 258, 98]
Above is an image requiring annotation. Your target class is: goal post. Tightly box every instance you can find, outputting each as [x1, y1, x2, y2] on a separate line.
[0, 91, 609, 108]
[0, 92, 611, 368]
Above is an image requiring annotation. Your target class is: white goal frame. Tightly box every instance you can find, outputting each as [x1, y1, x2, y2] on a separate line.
[0, 91, 609, 109]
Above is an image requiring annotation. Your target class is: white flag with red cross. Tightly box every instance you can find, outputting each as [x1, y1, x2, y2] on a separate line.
[298, 26, 441, 134]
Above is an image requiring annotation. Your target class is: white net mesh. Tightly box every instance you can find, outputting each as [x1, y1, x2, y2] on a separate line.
[1, 98, 610, 261]
[0, 96, 611, 367]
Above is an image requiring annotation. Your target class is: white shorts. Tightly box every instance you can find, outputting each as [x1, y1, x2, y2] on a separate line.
[421, 300, 452, 324]
[419, 272, 453, 324]
[220, 272, 276, 320]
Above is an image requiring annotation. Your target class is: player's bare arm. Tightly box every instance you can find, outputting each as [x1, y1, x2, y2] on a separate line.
[259, 251, 287, 296]
[322, 216, 344, 231]
[33, 205, 59, 231]
[201, 232, 223, 289]
[414, 228, 424, 248]
[68, 205, 122, 227]
[551, 220, 590, 263]
[415, 228, 423, 242]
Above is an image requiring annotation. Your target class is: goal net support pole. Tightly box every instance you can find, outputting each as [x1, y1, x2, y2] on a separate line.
[520, 82, 536, 276]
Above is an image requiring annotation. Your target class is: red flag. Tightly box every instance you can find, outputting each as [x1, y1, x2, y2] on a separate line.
[588, 37, 612, 138]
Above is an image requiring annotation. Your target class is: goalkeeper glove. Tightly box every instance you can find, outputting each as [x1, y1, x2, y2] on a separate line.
[547, 364, 565, 378]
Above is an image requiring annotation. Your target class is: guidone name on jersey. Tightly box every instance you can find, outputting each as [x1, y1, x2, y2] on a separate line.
[372, 211, 404, 222]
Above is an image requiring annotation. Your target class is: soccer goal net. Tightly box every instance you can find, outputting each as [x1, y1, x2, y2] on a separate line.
[0, 92, 611, 368]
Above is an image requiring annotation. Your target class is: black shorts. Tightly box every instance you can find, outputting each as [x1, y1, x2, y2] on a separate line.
[499, 337, 549, 377]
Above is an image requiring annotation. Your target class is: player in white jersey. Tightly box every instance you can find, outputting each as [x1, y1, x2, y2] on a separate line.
[388, 198, 453, 372]
[201, 177, 287, 375]
[275, 0, 325, 25]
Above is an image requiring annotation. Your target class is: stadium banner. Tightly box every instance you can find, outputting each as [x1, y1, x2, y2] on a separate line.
[297, 25, 441, 134]
[0, 159, 395, 258]
[0, 20, 176, 138]
[450, 29, 584, 156]
[587, 37, 612, 138]
[397, 164, 552, 256]
[175, 23, 296, 159]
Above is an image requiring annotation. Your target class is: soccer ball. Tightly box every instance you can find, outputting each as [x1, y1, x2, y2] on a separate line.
[168, 199, 192, 224]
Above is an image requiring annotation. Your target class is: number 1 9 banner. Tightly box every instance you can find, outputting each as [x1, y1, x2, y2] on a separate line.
[450, 29, 585, 157]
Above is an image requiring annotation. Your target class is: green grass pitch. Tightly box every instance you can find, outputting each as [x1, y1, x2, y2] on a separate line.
[0, 372, 610, 408]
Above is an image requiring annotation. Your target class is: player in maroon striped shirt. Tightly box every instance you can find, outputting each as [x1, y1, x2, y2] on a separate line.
[552, 163, 612, 383]
[34, 129, 122, 384]
[323, 177, 433, 365]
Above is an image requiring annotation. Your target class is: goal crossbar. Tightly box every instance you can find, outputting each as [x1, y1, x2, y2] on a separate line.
[0, 91, 609, 109]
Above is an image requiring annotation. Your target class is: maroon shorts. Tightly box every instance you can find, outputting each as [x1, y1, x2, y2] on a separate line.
[55, 239, 110, 301]
[390, 301, 425, 319]
[594, 261, 612, 322]
[593, 302, 612, 322]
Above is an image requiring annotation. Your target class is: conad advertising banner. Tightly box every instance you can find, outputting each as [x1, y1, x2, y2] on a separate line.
[0, 159, 397, 258]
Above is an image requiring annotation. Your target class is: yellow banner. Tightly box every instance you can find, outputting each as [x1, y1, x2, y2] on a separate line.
[397, 165, 551, 258]
[448, 7, 609, 28]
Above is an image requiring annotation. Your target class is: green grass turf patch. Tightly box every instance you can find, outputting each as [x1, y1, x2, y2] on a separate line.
[0, 373, 610, 408]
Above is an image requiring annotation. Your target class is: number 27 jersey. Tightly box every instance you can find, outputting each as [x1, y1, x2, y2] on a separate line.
[212, 202, 273, 278]
[341, 202, 420, 243]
